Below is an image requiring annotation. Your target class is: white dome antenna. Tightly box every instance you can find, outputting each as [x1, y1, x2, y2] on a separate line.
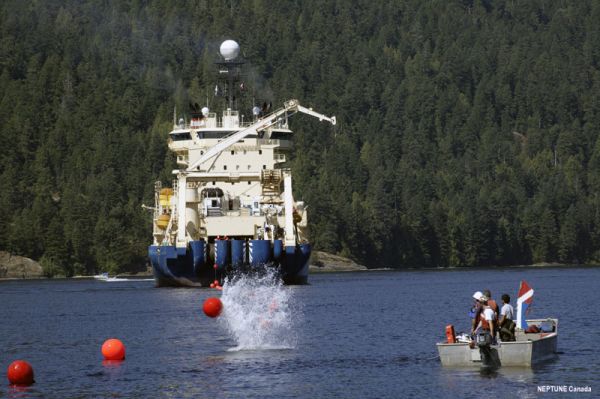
[220, 40, 240, 61]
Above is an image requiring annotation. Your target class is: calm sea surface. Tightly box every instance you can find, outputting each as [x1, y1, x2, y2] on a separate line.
[0, 267, 598, 398]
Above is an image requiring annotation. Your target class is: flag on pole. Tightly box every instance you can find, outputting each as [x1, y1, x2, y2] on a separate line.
[516, 280, 534, 329]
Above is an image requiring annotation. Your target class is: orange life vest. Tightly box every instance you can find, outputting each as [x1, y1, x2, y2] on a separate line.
[480, 306, 495, 331]
[481, 317, 491, 330]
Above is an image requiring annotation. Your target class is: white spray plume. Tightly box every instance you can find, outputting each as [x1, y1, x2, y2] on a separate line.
[219, 268, 299, 351]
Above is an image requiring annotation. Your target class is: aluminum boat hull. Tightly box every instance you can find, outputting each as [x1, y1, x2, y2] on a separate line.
[437, 319, 558, 367]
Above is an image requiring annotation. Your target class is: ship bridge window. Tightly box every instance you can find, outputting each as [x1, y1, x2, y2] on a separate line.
[199, 131, 235, 139]
[201, 188, 224, 197]
[170, 132, 191, 141]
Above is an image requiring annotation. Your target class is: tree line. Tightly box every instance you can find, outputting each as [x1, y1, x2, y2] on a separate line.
[1, 0, 599, 275]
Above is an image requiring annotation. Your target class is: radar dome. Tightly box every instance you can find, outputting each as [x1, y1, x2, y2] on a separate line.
[201, 107, 209, 117]
[220, 40, 240, 61]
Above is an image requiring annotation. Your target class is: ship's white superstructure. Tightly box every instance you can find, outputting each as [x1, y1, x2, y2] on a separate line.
[153, 99, 334, 249]
[150, 41, 335, 269]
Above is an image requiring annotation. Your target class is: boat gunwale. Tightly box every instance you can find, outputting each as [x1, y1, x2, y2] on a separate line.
[436, 318, 558, 347]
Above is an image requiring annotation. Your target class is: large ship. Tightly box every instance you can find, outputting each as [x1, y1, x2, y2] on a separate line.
[147, 40, 336, 287]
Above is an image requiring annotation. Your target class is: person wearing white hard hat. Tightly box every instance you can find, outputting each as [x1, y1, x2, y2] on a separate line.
[483, 289, 499, 319]
[470, 291, 484, 337]
[475, 295, 497, 343]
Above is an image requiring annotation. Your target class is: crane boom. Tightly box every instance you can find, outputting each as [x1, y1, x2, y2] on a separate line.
[186, 99, 335, 172]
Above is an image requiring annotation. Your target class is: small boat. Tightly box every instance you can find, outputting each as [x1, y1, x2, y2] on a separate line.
[94, 272, 110, 280]
[93, 272, 128, 282]
[437, 318, 558, 367]
[438, 280, 558, 368]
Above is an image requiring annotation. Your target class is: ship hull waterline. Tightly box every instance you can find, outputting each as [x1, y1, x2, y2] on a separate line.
[148, 240, 310, 287]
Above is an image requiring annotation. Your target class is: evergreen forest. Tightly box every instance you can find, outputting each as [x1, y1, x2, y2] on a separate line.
[2, 0, 600, 276]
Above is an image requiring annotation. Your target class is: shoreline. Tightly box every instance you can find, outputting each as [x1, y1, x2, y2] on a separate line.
[309, 251, 368, 273]
[2, 263, 599, 282]
[2, 247, 599, 282]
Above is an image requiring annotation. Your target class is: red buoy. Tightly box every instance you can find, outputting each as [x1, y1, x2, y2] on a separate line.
[210, 283, 215, 288]
[101, 338, 126, 361]
[7, 360, 34, 386]
[213, 280, 219, 286]
[203, 297, 223, 317]
[213, 263, 218, 270]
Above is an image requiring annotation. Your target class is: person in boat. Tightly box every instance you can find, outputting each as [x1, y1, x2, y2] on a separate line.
[474, 294, 497, 343]
[483, 289, 499, 318]
[498, 294, 516, 341]
[470, 291, 484, 337]
[498, 294, 514, 325]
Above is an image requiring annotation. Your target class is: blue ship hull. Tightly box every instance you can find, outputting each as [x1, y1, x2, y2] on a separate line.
[148, 239, 310, 287]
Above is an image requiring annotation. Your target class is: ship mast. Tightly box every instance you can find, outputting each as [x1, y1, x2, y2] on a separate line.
[216, 40, 243, 111]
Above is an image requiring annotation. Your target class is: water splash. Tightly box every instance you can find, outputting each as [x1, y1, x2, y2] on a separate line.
[219, 268, 299, 351]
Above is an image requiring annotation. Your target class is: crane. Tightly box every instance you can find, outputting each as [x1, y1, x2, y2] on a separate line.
[185, 99, 336, 172]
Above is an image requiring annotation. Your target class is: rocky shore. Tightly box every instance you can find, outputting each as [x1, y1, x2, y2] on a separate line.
[1, 250, 367, 280]
[0, 252, 43, 279]
[309, 251, 368, 273]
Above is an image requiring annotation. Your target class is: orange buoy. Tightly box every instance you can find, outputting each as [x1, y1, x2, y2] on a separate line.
[203, 297, 223, 317]
[7, 360, 34, 386]
[102, 338, 126, 361]
[215, 286, 223, 291]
